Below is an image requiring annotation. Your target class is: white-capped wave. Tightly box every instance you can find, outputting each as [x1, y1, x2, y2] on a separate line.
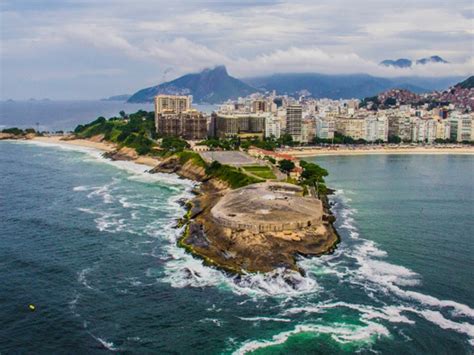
[284, 301, 416, 325]
[304, 189, 474, 343]
[233, 320, 389, 354]
[239, 316, 291, 323]
[419, 310, 474, 345]
[92, 335, 119, 351]
[78, 267, 95, 290]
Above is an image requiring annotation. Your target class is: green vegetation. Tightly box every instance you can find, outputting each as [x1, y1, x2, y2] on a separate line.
[198, 137, 240, 150]
[388, 135, 402, 144]
[278, 159, 295, 175]
[456, 75, 474, 89]
[199, 134, 294, 152]
[360, 95, 380, 110]
[2, 127, 26, 135]
[205, 161, 263, 188]
[300, 160, 329, 195]
[175, 150, 207, 168]
[74, 110, 156, 154]
[312, 133, 371, 145]
[160, 136, 189, 153]
[383, 97, 397, 106]
[2, 127, 39, 136]
[242, 165, 276, 180]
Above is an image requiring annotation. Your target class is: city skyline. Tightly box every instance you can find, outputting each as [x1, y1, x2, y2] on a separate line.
[1, 0, 473, 99]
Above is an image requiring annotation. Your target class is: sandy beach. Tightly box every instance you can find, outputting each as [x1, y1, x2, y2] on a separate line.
[279, 146, 474, 157]
[28, 136, 474, 164]
[32, 136, 161, 167]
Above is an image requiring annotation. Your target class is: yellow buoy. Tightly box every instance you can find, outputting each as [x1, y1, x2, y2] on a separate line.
[28, 304, 36, 311]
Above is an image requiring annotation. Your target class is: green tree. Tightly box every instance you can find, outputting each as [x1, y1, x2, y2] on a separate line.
[388, 135, 402, 143]
[278, 159, 295, 175]
[278, 133, 294, 146]
[160, 136, 189, 152]
[300, 160, 329, 195]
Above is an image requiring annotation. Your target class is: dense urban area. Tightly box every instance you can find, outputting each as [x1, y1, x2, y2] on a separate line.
[153, 76, 474, 147]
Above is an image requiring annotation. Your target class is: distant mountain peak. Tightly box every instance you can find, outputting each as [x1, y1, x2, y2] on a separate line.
[416, 55, 448, 65]
[380, 58, 412, 68]
[380, 55, 448, 68]
[203, 65, 228, 75]
[127, 66, 257, 104]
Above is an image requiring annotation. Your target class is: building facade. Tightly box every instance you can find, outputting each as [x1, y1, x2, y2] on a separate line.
[154, 95, 192, 114]
[156, 110, 208, 140]
[286, 105, 303, 142]
[315, 118, 335, 139]
[210, 113, 266, 138]
[335, 118, 366, 140]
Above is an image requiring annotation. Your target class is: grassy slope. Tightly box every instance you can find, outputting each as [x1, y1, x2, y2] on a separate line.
[242, 165, 276, 180]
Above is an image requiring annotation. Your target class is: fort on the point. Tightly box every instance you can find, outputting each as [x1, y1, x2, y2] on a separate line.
[211, 182, 323, 233]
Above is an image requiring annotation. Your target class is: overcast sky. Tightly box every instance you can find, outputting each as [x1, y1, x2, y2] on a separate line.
[1, 0, 473, 99]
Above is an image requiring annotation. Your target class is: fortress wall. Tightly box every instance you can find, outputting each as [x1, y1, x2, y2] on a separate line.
[212, 213, 322, 233]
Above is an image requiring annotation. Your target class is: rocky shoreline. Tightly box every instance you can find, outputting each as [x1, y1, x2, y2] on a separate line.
[6, 135, 340, 275]
[151, 155, 340, 275]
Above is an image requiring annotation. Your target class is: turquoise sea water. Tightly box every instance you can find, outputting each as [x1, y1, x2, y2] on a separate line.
[1, 141, 473, 354]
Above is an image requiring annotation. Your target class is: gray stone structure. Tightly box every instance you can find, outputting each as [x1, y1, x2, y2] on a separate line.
[211, 182, 323, 233]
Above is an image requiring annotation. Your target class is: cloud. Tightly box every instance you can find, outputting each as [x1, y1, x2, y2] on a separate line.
[1, 0, 473, 99]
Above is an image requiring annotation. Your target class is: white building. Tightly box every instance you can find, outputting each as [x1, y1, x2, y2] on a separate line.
[365, 116, 388, 142]
[449, 115, 473, 142]
[265, 114, 281, 139]
[315, 118, 335, 139]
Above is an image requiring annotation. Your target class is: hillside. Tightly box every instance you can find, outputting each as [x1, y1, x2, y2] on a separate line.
[128, 66, 257, 104]
[455, 76, 474, 89]
[243, 73, 461, 99]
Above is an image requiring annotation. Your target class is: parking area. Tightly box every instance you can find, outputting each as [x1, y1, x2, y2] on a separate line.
[201, 151, 262, 167]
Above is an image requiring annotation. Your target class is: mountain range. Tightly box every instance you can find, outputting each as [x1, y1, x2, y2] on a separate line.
[127, 65, 464, 103]
[127, 66, 255, 104]
[380, 55, 448, 68]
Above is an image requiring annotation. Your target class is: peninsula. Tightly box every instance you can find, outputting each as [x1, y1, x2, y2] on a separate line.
[2, 131, 340, 274]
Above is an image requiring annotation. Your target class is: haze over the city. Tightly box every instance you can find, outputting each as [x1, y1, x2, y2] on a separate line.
[1, 0, 473, 99]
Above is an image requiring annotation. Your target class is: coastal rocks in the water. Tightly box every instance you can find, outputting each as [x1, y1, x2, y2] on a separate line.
[103, 147, 138, 161]
[180, 182, 340, 274]
[0, 132, 36, 140]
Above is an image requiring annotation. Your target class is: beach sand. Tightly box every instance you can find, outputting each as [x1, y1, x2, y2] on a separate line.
[31, 136, 474, 163]
[32, 136, 161, 167]
[279, 146, 474, 157]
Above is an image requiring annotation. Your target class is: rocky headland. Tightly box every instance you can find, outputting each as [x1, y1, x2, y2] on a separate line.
[151, 155, 340, 274]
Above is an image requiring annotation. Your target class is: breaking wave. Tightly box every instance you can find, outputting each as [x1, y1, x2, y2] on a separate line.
[28, 141, 473, 350]
[233, 320, 390, 354]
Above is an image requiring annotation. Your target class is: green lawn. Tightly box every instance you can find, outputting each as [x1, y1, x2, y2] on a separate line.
[242, 165, 276, 180]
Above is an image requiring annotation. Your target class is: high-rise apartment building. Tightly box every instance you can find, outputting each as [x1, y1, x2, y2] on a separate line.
[156, 110, 208, 140]
[286, 105, 302, 142]
[449, 115, 473, 142]
[154, 95, 192, 114]
[210, 113, 266, 138]
[365, 116, 388, 142]
[315, 118, 335, 139]
[335, 118, 366, 140]
[251, 100, 268, 113]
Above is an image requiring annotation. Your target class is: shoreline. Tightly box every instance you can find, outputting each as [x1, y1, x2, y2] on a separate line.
[10, 135, 470, 275]
[30, 136, 162, 167]
[7, 136, 473, 158]
[15, 136, 339, 274]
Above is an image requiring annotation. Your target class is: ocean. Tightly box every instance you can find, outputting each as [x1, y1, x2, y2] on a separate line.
[0, 141, 473, 354]
[0, 100, 217, 131]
